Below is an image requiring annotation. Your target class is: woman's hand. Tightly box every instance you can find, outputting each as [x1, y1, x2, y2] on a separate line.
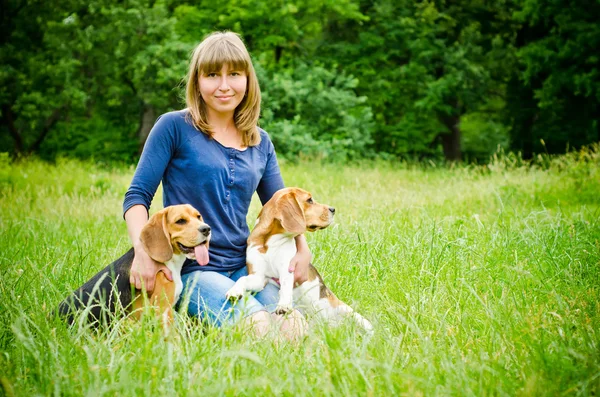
[289, 235, 311, 285]
[130, 241, 173, 293]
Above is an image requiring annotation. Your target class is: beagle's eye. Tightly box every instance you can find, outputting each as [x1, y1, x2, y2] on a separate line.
[176, 218, 187, 225]
[197, 215, 202, 220]
[307, 198, 314, 204]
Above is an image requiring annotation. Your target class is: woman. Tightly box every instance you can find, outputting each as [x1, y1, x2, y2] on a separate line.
[123, 31, 310, 337]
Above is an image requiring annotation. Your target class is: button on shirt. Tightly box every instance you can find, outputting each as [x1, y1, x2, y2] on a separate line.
[123, 110, 284, 274]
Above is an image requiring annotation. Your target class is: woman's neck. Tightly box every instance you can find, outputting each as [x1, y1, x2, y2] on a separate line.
[207, 111, 245, 150]
[206, 106, 231, 125]
[207, 110, 234, 131]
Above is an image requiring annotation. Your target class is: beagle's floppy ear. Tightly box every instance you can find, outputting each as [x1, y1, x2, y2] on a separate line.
[275, 191, 306, 234]
[140, 208, 173, 263]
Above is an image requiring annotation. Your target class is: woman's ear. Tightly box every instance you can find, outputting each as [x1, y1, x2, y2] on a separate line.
[276, 192, 306, 234]
[140, 208, 173, 263]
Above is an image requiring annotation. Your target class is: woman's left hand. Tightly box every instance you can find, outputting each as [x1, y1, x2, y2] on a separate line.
[289, 235, 312, 285]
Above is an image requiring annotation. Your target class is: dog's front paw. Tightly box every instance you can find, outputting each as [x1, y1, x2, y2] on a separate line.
[352, 312, 374, 335]
[226, 286, 244, 301]
[275, 304, 293, 315]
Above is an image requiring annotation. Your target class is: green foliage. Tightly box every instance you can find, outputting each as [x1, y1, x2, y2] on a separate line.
[462, 97, 511, 162]
[0, 0, 191, 157]
[507, 0, 600, 157]
[173, 0, 367, 65]
[259, 62, 374, 161]
[39, 115, 139, 162]
[64, 0, 191, 145]
[0, 0, 88, 154]
[317, 0, 517, 160]
[1, 0, 598, 162]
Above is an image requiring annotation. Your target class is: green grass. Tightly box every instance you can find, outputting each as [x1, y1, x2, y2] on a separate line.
[1, 148, 599, 396]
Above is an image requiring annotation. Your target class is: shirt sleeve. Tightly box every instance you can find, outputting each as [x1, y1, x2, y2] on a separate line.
[256, 133, 285, 205]
[123, 113, 179, 217]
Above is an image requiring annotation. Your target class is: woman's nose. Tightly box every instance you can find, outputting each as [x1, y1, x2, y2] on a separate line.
[219, 76, 230, 90]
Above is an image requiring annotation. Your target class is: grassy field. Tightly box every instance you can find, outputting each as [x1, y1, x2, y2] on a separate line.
[1, 148, 599, 396]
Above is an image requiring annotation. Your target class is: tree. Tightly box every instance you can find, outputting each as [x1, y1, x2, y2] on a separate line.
[68, 0, 190, 150]
[507, 0, 600, 157]
[258, 62, 374, 161]
[0, 0, 191, 157]
[320, 0, 516, 161]
[3, 0, 596, 162]
[0, 0, 88, 155]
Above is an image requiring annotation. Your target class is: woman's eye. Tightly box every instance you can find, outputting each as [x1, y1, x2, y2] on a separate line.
[206, 73, 217, 77]
[176, 219, 187, 225]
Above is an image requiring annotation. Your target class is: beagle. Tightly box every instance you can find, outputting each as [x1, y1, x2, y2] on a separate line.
[226, 187, 373, 333]
[57, 204, 211, 329]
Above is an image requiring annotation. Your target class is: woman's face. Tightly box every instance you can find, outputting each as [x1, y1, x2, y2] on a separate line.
[199, 64, 247, 118]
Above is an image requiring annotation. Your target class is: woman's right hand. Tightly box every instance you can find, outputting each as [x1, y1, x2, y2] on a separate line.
[130, 242, 172, 293]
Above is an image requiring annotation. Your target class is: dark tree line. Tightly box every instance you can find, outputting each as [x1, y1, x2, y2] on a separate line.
[1, 0, 598, 162]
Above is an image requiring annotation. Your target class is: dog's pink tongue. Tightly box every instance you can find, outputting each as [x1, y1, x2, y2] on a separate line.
[195, 245, 209, 266]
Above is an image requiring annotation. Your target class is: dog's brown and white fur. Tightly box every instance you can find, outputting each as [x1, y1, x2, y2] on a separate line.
[226, 188, 373, 333]
[58, 204, 211, 330]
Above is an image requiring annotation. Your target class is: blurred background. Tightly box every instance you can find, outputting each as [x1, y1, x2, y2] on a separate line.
[1, 0, 598, 163]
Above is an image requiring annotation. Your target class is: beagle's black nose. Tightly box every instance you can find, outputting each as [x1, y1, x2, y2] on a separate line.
[199, 225, 211, 236]
[329, 207, 335, 214]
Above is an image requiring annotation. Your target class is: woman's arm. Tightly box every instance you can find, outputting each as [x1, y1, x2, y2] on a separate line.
[123, 114, 178, 292]
[125, 204, 149, 245]
[290, 234, 311, 284]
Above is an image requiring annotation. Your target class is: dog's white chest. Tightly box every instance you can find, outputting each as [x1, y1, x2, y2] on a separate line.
[247, 236, 297, 277]
[172, 272, 183, 302]
[166, 255, 185, 302]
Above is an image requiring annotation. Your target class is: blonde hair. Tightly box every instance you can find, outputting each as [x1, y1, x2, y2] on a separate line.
[185, 31, 262, 147]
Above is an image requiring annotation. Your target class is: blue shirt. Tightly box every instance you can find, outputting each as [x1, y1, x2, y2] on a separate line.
[123, 110, 284, 274]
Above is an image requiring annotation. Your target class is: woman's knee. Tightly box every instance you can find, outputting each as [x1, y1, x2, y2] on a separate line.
[242, 310, 272, 337]
[272, 309, 308, 341]
[242, 309, 308, 341]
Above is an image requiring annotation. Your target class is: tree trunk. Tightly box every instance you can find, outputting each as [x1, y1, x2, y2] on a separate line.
[30, 107, 63, 153]
[1, 105, 24, 154]
[137, 104, 156, 153]
[521, 114, 536, 160]
[274, 46, 283, 63]
[2, 105, 64, 155]
[440, 114, 462, 162]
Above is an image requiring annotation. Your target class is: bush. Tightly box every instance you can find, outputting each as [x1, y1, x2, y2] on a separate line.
[461, 112, 511, 162]
[39, 115, 138, 163]
[258, 62, 375, 162]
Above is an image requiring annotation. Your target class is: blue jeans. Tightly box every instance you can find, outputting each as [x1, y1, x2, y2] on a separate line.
[179, 267, 280, 327]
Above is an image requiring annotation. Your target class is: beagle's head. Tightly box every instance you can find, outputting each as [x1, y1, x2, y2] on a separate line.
[269, 187, 335, 235]
[140, 204, 211, 265]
